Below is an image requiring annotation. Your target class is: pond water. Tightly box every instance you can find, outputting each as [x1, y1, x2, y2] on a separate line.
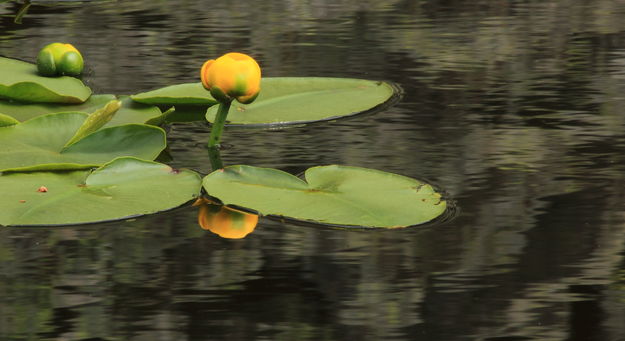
[2, 0, 625, 340]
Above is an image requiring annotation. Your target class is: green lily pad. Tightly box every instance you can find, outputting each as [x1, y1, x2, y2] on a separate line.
[131, 83, 218, 106]
[130, 78, 398, 125]
[0, 95, 166, 127]
[0, 56, 92, 103]
[0, 112, 166, 172]
[206, 77, 398, 126]
[0, 157, 202, 226]
[202, 165, 447, 228]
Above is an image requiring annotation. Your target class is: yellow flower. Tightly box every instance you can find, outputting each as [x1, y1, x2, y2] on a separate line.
[36, 42, 84, 77]
[200, 52, 261, 104]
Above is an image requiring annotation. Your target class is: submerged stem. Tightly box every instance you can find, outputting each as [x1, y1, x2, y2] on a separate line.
[208, 101, 231, 149]
[14, 0, 31, 24]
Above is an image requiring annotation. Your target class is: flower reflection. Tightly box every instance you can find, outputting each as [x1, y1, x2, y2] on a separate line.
[193, 198, 259, 239]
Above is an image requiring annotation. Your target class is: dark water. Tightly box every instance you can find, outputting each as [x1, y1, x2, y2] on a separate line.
[2, 0, 625, 340]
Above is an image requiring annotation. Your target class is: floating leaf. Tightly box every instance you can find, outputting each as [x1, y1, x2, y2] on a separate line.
[202, 165, 446, 228]
[0, 157, 201, 226]
[206, 77, 398, 126]
[63, 99, 121, 148]
[0, 56, 91, 103]
[0, 95, 165, 127]
[130, 78, 398, 125]
[0, 112, 166, 172]
[131, 83, 218, 106]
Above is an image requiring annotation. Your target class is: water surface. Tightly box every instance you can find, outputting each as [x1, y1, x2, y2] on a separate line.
[2, 1, 625, 340]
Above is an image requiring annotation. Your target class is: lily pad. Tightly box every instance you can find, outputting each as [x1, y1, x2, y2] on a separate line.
[202, 165, 446, 228]
[0, 157, 202, 226]
[0, 95, 166, 127]
[0, 112, 166, 172]
[206, 77, 398, 126]
[130, 78, 398, 125]
[0, 56, 91, 103]
[131, 83, 218, 106]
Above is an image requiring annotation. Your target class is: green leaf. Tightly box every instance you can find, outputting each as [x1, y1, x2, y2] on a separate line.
[0, 157, 201, 226]
[0, 112, 166, 172]
[0, 56, 92, 103]
[206, 77, 398, 126]
[110, 96, 168, 127]
[202, 165, 447, 228]
[144, 106, 176, 126]
[0, 113, 19, 127]
[63, 99, 121, 149]
[131, 83, 218, 106]
[131, 78, 398, 125]
[0, 95, 165, 126]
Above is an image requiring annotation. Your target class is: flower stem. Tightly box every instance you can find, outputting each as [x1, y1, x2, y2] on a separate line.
[207, 145, 223, 171]
[207, 101, 231, 170]
[208, 101, 231, 149]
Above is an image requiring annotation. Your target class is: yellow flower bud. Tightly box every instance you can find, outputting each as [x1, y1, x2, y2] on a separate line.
[200, 52, 261, 104]
[36, 42, 84, 77]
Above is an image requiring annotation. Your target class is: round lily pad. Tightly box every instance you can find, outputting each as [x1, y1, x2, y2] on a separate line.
[0, 56, 92, 103]
[0, 157, 202, 226]
[205, 77, 398, 126]
[129, 78, 399, 125]
[202, 165, 447, 228]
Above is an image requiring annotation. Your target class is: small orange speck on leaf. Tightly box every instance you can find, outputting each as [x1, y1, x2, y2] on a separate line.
[37, 186, 48, 192]
[19, 200, 26, 203]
